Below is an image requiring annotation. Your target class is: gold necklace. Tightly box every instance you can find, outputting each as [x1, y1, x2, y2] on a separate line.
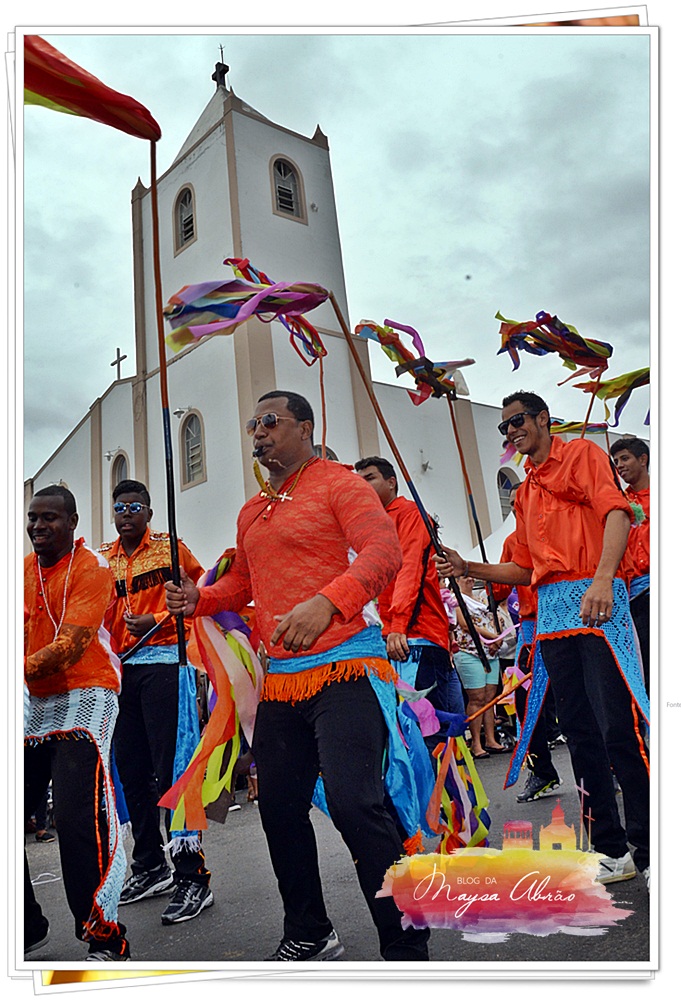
[253, 457, 318, 519]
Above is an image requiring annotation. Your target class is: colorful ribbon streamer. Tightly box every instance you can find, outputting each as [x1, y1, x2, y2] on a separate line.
[496, 310, 612, 382]
[354, 319, 474, 405]
[164, 276, 329, 353]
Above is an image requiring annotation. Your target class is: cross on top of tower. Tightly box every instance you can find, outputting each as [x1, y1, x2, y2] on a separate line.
[212, 49, 229, 89]
[110, 347, 128, 381]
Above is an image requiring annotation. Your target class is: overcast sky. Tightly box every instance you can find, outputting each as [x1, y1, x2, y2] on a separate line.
[19, 20, 653, 477]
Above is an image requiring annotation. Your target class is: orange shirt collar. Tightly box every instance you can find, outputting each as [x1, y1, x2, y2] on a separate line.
[110, 524, 153, 559]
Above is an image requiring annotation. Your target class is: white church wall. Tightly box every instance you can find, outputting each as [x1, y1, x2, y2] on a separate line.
[31, 420, 93, 548]
[232, 113, 349, 329]
[99, 382, 135, 538]
[268, 331, 363, 465]
[142, 336, 244, 569]
[140, 123, 233, 374]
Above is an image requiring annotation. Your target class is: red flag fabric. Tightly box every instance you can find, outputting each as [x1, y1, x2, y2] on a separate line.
[24, 35, 161, 141]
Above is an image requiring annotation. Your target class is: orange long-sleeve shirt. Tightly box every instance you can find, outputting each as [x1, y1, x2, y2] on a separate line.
[193, 458, 402, 658]
[377, 495, 450, 648]
[511, 436, 633, 588]
[100, 528, 203, 654]
[624, 485, 650, 578]
[25, 539, 121, 696]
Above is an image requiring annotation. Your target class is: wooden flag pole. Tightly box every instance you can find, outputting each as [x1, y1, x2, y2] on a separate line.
[149, 140, 187, 665]
[329, 291, 491, 671]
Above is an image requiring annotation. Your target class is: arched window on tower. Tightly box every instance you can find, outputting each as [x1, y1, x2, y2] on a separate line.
[111, 453, 129, 489]
[174, 186, 197, 252]
[271, 158, 306, 222]
[180, 411, 207, 488]
[497, 468, 520, 520]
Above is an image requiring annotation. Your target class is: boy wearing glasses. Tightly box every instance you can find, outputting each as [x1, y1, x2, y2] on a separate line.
[99, 480, 211, 924]
[436, 391, 650, 889]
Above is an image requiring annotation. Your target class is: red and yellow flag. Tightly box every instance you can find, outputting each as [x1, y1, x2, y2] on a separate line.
[24, 35, 161, 141]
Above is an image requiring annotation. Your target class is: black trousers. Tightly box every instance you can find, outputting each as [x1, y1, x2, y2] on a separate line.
[630, 590, 650, 695]
[113, 661, 209, 885]
[540, 632, 649, 869]
[514, 645, 559, 784]
[24, 737, 127, 952]
[252, 676, 429, 960]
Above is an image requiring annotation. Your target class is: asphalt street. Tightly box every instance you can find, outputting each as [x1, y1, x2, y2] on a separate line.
[23, 742, 650, 968]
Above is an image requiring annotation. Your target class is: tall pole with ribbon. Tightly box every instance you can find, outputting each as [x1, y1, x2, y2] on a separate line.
[149, 143, 187, 663]
[329, 293, 491, 671]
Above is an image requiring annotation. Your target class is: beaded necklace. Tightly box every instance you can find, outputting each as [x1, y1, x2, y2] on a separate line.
[36, 545, 76, 640]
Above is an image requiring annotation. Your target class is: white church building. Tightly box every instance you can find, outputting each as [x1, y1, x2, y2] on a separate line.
[24, 72, 630, 568]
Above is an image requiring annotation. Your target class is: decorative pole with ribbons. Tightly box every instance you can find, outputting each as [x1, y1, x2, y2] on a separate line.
[149, 142, 187, 663]
[24, 35, 188, 659]
[329, 293, 491, 671]
[354, 317, 502, 634]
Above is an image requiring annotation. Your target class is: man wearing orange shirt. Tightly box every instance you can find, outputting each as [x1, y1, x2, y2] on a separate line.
[165, 391, 430, 962]
[100, 480, 211, 926]
[24, 486, 129, 961]
[610, 436, 650, 693]
[437, 391, 650, 888]
[354, 456, 465, 755]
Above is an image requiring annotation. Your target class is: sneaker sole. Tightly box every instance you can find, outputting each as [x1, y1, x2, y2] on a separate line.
[161, 892, 214, 925]
[595, 870, 637, 885]
[119, 876, 174, 905]
[316, 944, 345, 961]
[517, 784, 561, 803]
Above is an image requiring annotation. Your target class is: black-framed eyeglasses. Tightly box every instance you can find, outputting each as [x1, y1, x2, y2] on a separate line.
[245, 413, 297, 436]
[113, 502, 150, 515]
[498, 411, 538, 437]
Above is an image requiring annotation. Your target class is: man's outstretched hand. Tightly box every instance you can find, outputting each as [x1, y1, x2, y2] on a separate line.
[434, 545, 466, 580]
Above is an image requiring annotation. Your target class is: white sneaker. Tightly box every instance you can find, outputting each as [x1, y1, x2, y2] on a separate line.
[643, 866, 650, 892]
[595, 851, 636, 884]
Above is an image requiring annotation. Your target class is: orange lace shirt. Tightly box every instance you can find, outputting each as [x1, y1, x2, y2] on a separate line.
[194, 459, 402, 658]
[24, 539, 121, 697]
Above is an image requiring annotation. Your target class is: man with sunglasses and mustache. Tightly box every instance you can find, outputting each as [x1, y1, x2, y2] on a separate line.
[436, 391, 650, 890]
[165, 391, 430, 962]
[99, 480, 212, 925]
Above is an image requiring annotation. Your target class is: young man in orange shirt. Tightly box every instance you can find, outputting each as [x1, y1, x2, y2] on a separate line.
[24, 486, 130, 960]
[100, 480, 211, 925]
[166, 391, 430, 962]
[610, 436, 650, 693]
[437, 391, 650, 888]
[354, 456, 465, 756]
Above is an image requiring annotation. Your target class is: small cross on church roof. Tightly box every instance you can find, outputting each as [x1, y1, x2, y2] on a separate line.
[212, 47, 229, 89]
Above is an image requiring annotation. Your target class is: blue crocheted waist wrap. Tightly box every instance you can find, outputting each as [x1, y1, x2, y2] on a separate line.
[268, 626, 386, 673]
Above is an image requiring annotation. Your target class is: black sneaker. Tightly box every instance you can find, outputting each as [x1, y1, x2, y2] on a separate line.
[160, 881, 214, 924]
[119, 867, 174, 905]
[25, 919, 50, 957]
[86, 941, 131, 962]
[268, 929, 345, 961]
[516, 773, 561, 803]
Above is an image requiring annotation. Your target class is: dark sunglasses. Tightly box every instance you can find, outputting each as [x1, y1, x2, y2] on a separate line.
[498, 411, 538, 437]
[113, 502, 150, 515]
[245, 413, 297, 436]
